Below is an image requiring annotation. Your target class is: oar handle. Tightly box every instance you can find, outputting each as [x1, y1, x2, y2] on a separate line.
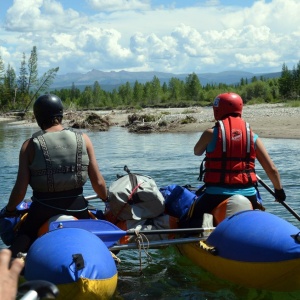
[85, 194, 100, 201]
[109, 236, 206, 251]
[256, 175, 276, 197]
[256, 175, 300, 222]
[125, 227, 215, 235]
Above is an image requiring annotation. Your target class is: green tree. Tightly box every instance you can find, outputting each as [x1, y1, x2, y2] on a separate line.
[168, 77, 184, 102]
[185, 73, 202, 101]
[143, 82, 152, 105]
[251, 76, 258, 83]
[118, 82, 133, 105]
[80, 86, 93, 108]
[292, 61, 300, 98]
[0, 47, 59, 112]
[240, 78, 246, 86]
[27, 46, 38, 95]
[0, 55, 5, 84]
[17, 53, 28, 107]
[93, 81, 104, 107]
[133, 80, 144, 105]
[0, 56, 5, 107]
[110, 89, 121, 106]
[162, 82, 168, 94]
[70, 82, 80, 101]
[268, 79, 279, 100]
[252, 81, 270, 99]
[278, 63, 293, 99]
[150, 76, 161, 104]
[23, 67, 59, 113]
[3, 64, 17, 108]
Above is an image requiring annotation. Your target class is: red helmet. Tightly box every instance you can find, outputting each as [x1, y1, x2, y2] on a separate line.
[213, 92, 243, 120]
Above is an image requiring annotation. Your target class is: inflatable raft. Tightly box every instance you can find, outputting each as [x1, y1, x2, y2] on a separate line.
[177, 209, 300, 291]
[0, 203, 118, 300]
[24, 227, 118, 300]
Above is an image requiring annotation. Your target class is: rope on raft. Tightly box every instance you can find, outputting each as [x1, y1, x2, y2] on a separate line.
[133, 229, 152, 275]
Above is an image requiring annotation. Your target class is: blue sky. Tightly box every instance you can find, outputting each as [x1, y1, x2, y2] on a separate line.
[0, 0, 298, 76]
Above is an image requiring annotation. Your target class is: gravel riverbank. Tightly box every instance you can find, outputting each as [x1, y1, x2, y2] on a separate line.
[1, 103, 299, 139]
[104, 103, 300, 139]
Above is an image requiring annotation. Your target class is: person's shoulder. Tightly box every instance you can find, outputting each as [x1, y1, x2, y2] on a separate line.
[204, 127, 214, 133]
[206, 125, 216, 134]
[22, 137, 32, 146]
[81, 132, 92, 144]
[31, 130, 45, 138]
[20, 138, 34, 154]
[201, 128, 214, 140]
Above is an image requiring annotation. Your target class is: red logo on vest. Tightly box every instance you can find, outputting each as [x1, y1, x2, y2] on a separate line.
[231, 129, 242, 141]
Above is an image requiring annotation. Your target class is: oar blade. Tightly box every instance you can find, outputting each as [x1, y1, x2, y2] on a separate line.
[49, 219, 126, 247]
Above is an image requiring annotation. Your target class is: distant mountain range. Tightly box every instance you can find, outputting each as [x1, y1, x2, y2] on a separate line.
[51, 69, 281, 91]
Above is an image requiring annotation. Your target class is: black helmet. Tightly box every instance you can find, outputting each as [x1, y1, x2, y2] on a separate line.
[33, 94, 63, 128]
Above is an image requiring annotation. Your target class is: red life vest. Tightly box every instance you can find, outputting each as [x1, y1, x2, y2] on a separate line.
[203, 116, 257, 186]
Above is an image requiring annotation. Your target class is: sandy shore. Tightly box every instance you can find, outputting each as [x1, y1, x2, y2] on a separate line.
[101, 103, 300, 139]
[1, 103, 300, 139]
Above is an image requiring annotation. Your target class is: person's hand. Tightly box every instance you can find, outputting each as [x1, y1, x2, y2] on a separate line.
[274, 188, 286, 202]
[0, 249, 24, 300]
[0, 206, 19, 218]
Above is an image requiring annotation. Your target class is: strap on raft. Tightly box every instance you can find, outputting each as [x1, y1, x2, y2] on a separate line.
[199, 240, 218, 256]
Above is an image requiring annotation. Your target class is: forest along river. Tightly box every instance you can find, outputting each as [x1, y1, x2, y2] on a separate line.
[1, 121, 300, 299]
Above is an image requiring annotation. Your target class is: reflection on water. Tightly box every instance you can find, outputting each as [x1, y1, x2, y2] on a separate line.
[1, 121, 300, 299]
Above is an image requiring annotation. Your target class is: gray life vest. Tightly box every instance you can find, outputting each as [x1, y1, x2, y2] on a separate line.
[29, 129, 89, 193]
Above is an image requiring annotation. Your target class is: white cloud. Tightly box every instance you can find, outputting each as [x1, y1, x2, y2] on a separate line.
[0, 46, 10, 61]
[130, 33, 177, 59]
[5, 0, 46, 31]
[5, 0, 81, 32]
[86, 0, 150, 12]
[0, 0, 299, 75]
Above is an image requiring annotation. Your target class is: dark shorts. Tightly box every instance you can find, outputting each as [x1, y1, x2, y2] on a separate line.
[10, 195, 90, 256]
[18, 195, 90, 237]
[180, 193, 259, 228]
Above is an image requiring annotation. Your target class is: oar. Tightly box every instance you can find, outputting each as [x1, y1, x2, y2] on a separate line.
[109, 236, 205, 251]
[49, 219, 214, 248]
[256, 175, 300, 222]
[85, 194, 100, 201]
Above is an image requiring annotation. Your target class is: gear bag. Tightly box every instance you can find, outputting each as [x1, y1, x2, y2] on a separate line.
[107, 166, 165, 221]
[160, 184, 198, 220]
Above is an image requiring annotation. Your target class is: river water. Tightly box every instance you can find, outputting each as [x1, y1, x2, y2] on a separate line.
[1, 121, 300, 299]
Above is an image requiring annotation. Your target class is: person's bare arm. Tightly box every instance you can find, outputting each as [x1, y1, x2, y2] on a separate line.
[6, 139, 32, 211]
[83, 133, 107, 200]
[0, 249, 24, 300]
[194, 128, 213, 156]
[255, 137, 283, 190]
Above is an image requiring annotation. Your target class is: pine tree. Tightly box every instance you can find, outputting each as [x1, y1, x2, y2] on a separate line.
[150, 76, 161, 104]
[27, 46, 38, 95]
[133, 80, 144, 105]
[185, 73, 202, 101]
[0, 55, 5, 107]
[168, 77, 184, 102]
[23, 66, 59, 113]
[0, 55, 5, 83]
[17, 53, 28, 107]
[278, 63, 292, 99]
[93, 81, 103, 107]
[3, 64, 17, 108]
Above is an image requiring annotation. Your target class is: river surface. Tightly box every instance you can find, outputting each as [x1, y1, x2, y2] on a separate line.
[1, 121, 300, 299]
